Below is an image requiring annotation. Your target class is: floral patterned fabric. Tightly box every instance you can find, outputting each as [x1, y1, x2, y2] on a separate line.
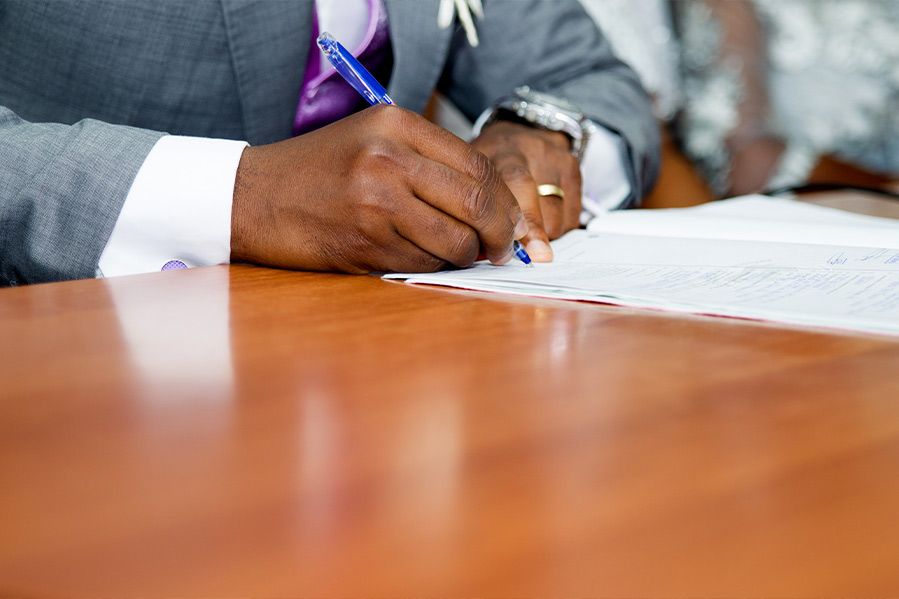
[677, 0, 899, 194]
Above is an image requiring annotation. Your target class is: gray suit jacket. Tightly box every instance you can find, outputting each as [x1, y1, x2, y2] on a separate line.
[0, 0, 658, 285]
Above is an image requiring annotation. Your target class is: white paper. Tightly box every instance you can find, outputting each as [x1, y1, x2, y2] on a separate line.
[586, 195, 899, 249]
[386, 231, 899, 336]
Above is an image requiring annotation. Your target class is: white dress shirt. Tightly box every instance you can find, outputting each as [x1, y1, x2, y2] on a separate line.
[99, 0, 631, 276]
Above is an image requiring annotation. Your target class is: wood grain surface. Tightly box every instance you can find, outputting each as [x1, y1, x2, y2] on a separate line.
[3, 201, 899, 595]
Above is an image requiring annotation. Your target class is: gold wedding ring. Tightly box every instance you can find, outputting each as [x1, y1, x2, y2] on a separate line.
[537, 183, 565, 199]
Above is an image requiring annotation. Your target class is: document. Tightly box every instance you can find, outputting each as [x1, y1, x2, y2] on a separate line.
[386, 198, 899, 336]
[587, 195, 899, 248]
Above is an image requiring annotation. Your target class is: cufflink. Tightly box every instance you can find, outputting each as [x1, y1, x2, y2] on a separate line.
[161, 260, 188, 271]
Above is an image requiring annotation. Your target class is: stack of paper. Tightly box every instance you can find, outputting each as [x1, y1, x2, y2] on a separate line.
[386, 196, 899, 336]
[586, 195, 899, 248]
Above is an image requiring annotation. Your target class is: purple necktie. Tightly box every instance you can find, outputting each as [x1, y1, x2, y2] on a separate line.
[293, 0, 393, 135]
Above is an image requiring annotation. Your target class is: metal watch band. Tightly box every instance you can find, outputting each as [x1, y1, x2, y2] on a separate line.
[472, 89, 590, 161]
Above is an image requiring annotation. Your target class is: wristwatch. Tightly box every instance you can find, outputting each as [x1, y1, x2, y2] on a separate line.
[472, 86, 594, 161]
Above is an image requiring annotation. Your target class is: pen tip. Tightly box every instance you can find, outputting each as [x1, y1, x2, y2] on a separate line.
[512, 240, 532, 265]
[317, 31, 336, 52]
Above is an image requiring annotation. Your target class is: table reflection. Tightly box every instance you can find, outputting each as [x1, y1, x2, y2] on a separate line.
[107, 267, 234, 402]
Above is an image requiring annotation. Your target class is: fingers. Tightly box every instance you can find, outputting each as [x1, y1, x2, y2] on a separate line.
[365, 105, 526, 264]
[376, 235, 449, 273]
[559, 152, 583, 232]
[391, 192, 485, 268]
[383, 106, 520, 218]
[520, 134, 582, 240]
[470, 123, 584, 262]
[407, 153, 525, 265]
[536, 152, 582, 238]
[537, 195, 564, 240]
[350, 193, 451, 273]
[492, 150, 553, 262]
[526, 156, 565, 241]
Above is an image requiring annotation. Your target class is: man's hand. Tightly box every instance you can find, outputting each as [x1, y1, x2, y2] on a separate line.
[231, 105, 527, 273]
[472, 121, 582, 262]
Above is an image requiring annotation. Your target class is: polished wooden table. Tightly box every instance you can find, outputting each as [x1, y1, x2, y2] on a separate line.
[3, 197, 899, 596]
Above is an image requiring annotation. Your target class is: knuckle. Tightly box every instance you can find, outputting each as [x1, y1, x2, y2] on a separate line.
[466, 149, 495, 184]
[370, 103, 400, 122]
[374, 104, 415, 130]
[520, 199, 545, 224]
[522, 207, 543, 224]
[355, 190, 394, 227]
[447, 229, 479, 266]
[404, 154, 426, 180]
[498, 161, 533, 184]
[461, 180, 494, 223]
[527, 134, 550, 155]
[357, 144, 414, 183]
[360, 137, 401, 167]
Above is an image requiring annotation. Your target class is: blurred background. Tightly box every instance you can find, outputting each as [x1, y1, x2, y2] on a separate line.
[436, 0, 899, 208]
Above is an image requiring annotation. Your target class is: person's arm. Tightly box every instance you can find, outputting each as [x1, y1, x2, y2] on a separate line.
[0, 106, 163, 285]
[439, 0, 659, 256]
[2, 104, 526, 284]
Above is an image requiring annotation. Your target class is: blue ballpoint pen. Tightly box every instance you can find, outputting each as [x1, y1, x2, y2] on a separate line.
[317, 31, 532, 266]
[317, 32, 394, 106]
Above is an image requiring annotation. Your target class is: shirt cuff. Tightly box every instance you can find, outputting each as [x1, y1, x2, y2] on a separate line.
[580, 122, 632, 222]
[97, 135, 248, 277]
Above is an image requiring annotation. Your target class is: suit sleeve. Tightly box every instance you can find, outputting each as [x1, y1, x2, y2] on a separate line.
[437, 0, 660, 203]
[0, 105, 164, 285]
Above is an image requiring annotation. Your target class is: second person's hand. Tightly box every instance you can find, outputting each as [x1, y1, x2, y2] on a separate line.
[472, 120, 583, 262]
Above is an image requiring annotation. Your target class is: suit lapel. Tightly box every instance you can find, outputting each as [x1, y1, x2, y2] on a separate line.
[220, 0, 314, 144]
[383, 0, 453, 113]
